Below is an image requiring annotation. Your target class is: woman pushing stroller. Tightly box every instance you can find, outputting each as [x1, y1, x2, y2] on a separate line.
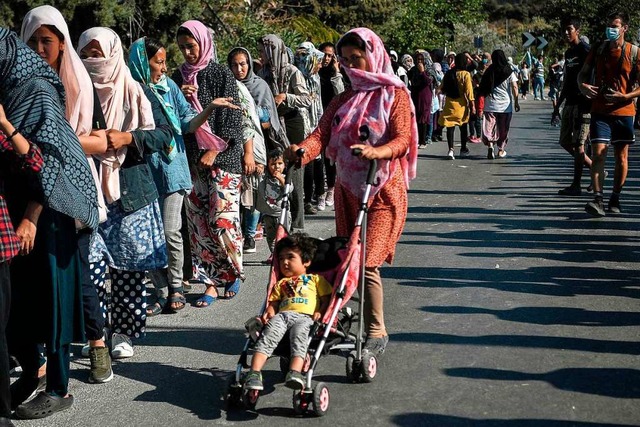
[286, 27, 418, 357]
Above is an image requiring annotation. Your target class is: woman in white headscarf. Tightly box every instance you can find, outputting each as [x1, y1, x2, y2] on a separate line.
[21, 5, 112, 385]
[78, 27, 172, 360]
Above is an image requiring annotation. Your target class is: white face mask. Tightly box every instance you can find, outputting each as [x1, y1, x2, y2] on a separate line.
[605, 27, 621, 41]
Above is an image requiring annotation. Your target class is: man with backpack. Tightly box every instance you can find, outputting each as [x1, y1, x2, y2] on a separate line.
[578, 11, 640, 216]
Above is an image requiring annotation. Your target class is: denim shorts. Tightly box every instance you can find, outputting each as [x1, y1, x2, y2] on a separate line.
[589, 114, 635, 145]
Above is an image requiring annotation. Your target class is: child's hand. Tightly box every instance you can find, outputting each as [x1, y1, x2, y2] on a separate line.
[313, 311, 322, 322]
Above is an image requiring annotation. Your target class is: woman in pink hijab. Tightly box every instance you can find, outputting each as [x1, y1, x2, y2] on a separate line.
[287, 28, 418, 357]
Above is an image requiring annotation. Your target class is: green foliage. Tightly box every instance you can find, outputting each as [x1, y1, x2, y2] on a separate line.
[381, 0, 485, 52]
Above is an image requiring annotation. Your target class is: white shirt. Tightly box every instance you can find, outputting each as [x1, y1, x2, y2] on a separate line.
[483, 72, 518, 113]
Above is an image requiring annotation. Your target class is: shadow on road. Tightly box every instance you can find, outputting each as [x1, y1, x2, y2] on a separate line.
[391, 413, 631, 426]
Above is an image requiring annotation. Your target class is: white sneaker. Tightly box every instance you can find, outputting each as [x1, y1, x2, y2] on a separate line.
[111, 333, 134, 359]
[325, 188, 334, 207]
[447, 149, 455, 160]
[317, 194, 326, 211]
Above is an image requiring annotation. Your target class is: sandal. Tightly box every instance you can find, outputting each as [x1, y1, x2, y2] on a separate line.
[194, 286, 218, 308]
[223, 278, 241, 299]
[15, 391, 73, 419]
[167, 289, 186, 312]
[146, 297, 166, 317]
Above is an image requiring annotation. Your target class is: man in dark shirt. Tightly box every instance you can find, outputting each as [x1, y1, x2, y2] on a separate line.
[554, 17, 593, 196]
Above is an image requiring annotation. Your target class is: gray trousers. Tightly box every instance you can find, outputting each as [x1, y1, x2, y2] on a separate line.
[285, 115, 306, 230]
[254, 311, 313, 359]
[149, 190, 186, 299]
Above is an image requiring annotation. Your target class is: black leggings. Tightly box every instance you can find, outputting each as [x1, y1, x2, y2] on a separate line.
[447, 125, 468, 150]
[303, 157, 325, 203]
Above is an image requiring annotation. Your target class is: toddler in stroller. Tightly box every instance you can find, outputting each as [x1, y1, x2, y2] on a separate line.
[243, 233, 332, 391]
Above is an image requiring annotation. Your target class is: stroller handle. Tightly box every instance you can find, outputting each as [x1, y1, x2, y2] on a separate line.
[351, 148, 378, 186]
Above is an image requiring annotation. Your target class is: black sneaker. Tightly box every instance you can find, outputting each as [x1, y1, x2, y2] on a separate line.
[243, 236, 256, 253]
[243, 370, 264, 391]
[608, 197, 621, 214]
[459, 147, 470, 157]
[487, 146, 495, 160]
[558, 186, 582, 196]
[284, 370, 305, 390]
[585, 199, 606, 217]
[363, 335, 389, 356]
[304, 203, 318, 215]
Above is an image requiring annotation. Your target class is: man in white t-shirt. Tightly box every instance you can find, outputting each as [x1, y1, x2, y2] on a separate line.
[477, 49, 521, 159]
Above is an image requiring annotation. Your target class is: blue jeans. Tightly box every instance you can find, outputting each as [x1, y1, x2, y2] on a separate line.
[243, 207, 260, 238]
[533, 77, 545, 99]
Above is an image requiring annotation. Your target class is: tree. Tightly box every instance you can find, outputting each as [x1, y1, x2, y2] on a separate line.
[381, 0, 485, 52]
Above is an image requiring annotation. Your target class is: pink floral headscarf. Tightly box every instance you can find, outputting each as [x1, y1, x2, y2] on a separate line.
[177, 20, 227, 152]
[327, 27, 418, 198]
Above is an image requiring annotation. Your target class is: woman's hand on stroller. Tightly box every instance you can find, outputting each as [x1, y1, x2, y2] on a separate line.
[350, 143, 391, 160]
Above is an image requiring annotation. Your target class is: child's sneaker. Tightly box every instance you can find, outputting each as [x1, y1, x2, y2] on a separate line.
[284, 370, 305, 390]
[244, 370, 264, 390]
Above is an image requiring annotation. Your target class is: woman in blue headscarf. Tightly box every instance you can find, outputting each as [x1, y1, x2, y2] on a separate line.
[128, 37, 239, 314]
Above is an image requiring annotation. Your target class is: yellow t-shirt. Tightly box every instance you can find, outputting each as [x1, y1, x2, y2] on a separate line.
[270, 274, 333, 316]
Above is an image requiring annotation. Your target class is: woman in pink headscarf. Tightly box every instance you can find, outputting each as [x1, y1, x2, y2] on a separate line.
[287, 28, 418, 357]
[172, 20, 245, 304]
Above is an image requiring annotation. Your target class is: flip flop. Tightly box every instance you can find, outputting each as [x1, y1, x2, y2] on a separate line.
[223, 278, 241, 299]
[194, 293, 216, 308]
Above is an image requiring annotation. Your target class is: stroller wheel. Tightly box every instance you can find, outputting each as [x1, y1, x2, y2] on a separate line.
[292, 391, 310, 415]
[279, 357, 290, 376]
[360, 353, 377, 383]
[346, 353, 360, 382]
[312, 382, 330, 416]
[242, 388, 260, 410]
[224, 376, 243, 410]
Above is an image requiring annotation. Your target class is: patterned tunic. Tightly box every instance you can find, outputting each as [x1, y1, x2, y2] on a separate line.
[300, 88, 411, 267]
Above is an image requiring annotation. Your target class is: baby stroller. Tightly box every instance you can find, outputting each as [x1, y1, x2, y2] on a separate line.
[224, 149, 379, 416]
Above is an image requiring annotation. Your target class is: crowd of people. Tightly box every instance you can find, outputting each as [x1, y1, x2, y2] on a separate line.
[0, 5, 639, 424]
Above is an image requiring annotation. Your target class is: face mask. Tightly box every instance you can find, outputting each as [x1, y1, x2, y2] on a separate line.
[605, 27, 620, 41]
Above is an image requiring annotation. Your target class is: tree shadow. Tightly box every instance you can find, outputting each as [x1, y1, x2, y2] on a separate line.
[445, 366, 640, 398]
[391, 413, 629, 426]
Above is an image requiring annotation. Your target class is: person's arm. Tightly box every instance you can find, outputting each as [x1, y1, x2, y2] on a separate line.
[511, 79, 520, 112]
[243, 138, 256, 176]
[314, 295, 331, 321]
[280, 69, 313, 109]
[350, 88, 412, 160]
[261, 300, 279, 324]
[0, 106, 30, 155]
[578, 50, 599, 99]
[187, 97, 239, 133]
[79, 130, 107, 155]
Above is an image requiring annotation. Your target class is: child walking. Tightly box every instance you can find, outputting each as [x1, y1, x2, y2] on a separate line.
[244, 233, 332, 390]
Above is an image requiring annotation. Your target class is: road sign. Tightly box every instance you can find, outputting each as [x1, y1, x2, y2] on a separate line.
[522, 32, 536, 48]
[537, 36, 548, 51]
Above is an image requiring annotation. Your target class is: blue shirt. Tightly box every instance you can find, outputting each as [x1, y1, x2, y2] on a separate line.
[146, 78, 195, 195]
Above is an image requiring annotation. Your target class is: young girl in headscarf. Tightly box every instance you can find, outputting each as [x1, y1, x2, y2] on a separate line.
[172, 20, 245, 303]
[286, 28, 418, 357]
[21, 4, 112, 385]
[78, 27, 172, 359]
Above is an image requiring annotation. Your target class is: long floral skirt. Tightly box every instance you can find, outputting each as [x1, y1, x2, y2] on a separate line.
[185, 167, 243, 286]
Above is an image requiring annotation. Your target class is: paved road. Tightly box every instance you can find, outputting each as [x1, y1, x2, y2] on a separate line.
[13, 98, 640, 426]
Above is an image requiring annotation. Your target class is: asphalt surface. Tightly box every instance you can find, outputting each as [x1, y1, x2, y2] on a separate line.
[11, 97, 640, 427]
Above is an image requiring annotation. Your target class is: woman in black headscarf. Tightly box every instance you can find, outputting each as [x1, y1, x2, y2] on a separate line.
[478, 49, 520, 159]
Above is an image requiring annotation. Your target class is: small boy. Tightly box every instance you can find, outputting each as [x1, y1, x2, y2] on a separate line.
[255, 148, 290, 253]
[244, 233, 332, 391]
